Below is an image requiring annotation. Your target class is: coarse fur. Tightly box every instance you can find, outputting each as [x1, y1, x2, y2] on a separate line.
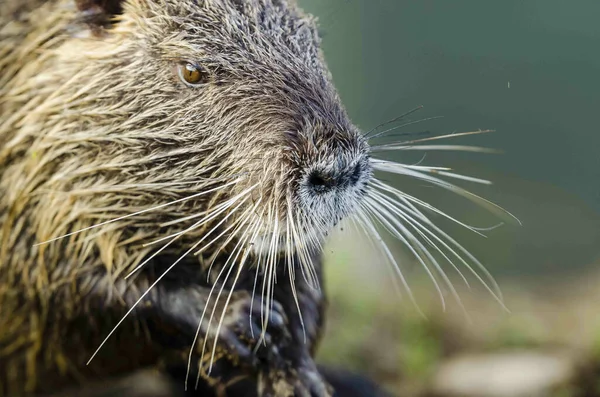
[0, 0, 517, 396]
[1, 0, 366, 395]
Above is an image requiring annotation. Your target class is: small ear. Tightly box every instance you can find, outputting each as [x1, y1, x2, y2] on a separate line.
[75, 0, 125, 34]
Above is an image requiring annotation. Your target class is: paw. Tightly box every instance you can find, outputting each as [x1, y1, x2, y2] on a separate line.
[292, 366, 333, 397]
[200, 290, 290, 369]
[258, 358, 333, 397]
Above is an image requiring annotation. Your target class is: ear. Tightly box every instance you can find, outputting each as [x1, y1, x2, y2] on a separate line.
[75, 0, 126, 34]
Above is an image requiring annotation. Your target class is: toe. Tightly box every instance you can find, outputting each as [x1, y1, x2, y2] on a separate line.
[220, 329, 259, 368]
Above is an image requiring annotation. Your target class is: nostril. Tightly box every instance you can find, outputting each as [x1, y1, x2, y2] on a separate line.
[349, 163, 362, 185]
[307, 170, 333, 193]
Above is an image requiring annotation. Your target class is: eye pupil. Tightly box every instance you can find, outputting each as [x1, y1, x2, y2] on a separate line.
[179, 63, 206, 85]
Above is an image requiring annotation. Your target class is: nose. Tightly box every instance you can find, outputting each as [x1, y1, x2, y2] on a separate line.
[306, 162, 363, 194]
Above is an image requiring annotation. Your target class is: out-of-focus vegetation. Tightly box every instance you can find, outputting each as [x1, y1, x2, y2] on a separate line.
[297, 1, 600, 395]
[317, 229, 600, 396]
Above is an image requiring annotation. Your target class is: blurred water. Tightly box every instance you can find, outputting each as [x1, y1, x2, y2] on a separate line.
[299, 0, 600, 279]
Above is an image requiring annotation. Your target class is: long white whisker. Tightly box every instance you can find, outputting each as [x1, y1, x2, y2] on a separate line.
[291, 222, 314, 288]
[366, 197, 475, 318]
[269, 206, 281, 329]
[248, 209, 266, 340]
[372, 167, 521, 226]
[146, 184, 258, 247]
[368, 115, 444, 140]
[372, 179, 488, 236]
[124, 193, 255, 279]
[258, 206, 276, 345]
[261, 207, 279, 341]
[296, 211, 324, 289]
[203, 198, 263, 276]
[87, 214, 232, 366]
[364, 105, 424, 137]
[371, 184, 506, 306]
[34, 179, 241, 246]
[434, 171, 492, 185]
[200, 238, 247, 376]
[364, 200, 447, 311]
[413, 215, 508, 308]
[289, 211, 318, 289]
[349, 216, 404, 300]
[377, 129, 494, 146]
[371, 144, 500, 154]
[400, 165, 453, 172]
[208, 224, 258, 373]
[286, 201, 307, 343]
[383, 164, 492, 185]
[354, 210, 423, 316]
[371, 191, 471, 289]
[185, 204, 260, 390]
[197, 215, 256, 381]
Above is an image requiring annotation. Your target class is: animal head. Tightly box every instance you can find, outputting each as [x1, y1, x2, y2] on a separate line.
[13, 0, 517, 306]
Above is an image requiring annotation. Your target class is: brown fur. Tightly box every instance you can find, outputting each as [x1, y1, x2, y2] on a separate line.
[1, 0, 516, 396]
[1, 0, 373, 395]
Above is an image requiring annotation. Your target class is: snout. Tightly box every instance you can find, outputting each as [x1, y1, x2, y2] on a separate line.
[304, 162, 364, 194]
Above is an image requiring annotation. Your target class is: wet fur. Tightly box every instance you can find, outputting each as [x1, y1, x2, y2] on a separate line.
[0, 0, 365, 395]
[0, 0, 515, 396]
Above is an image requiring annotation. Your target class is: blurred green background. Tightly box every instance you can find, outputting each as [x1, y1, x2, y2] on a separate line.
[296, 1, 600, 396]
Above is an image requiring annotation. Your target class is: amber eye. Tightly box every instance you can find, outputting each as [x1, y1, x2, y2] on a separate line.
[177, 63, 208, 86]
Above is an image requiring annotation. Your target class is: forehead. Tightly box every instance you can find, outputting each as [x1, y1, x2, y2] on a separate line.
[146, 1, 347, 127]
[156, 0, 322, 67]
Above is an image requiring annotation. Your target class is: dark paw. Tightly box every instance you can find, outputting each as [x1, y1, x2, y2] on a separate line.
[293, 367, 333, 397]
[199, 290, 290, 369]
[154, 286, 289, 371]
[258, 359, 332, 397]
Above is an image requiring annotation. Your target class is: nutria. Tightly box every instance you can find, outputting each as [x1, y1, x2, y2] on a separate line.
[0, 0, 516, 396]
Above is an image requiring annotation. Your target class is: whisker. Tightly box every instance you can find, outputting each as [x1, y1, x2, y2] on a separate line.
[363, 200, 447, 311]
[199, 237, 247, 380]
[259, 206, 275, 337]
[124, 191, 256, 279]
[411, 153, 428, 167]
[371, 181, 506, 306]
[375, 162, 491, 185]
[196, 214, 257, 382]
[145, 184, 258, 247]
[87, 215, 234, 366]
[286, 204, 307, 343]
[471, 222, 505, 232]
[269, 206, 281, 329]
[208, 222, 259, 373]
[366, 197, 476, 318]
[158, 208, 211, 228]
[34, 179, 241, 246]
[348, 216, 403, 301]
[381, 130, 432, 141]
[354, 210, 423, 316]
[261, 206, 279, 341]
[434, 171, 492, 185]
[370, 190, 471, 289]
[185, 205, 260, 390]
[398, 164, 453, 172]
[364, 105, 424, 137]
[202, 198, 263, 275]
[289, 211, 319, 290]
[371, 162, 521, 225]
[368, 116, 445, 141]
[371, 144, 500, 154]
[248, 209, 266, 340]
[394, 129, 494, 146]
[296, 210, 325, 289]
[372, 179, 488, 236]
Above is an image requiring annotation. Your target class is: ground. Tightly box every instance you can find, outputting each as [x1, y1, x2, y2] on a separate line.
[317, 227, 600, 397]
